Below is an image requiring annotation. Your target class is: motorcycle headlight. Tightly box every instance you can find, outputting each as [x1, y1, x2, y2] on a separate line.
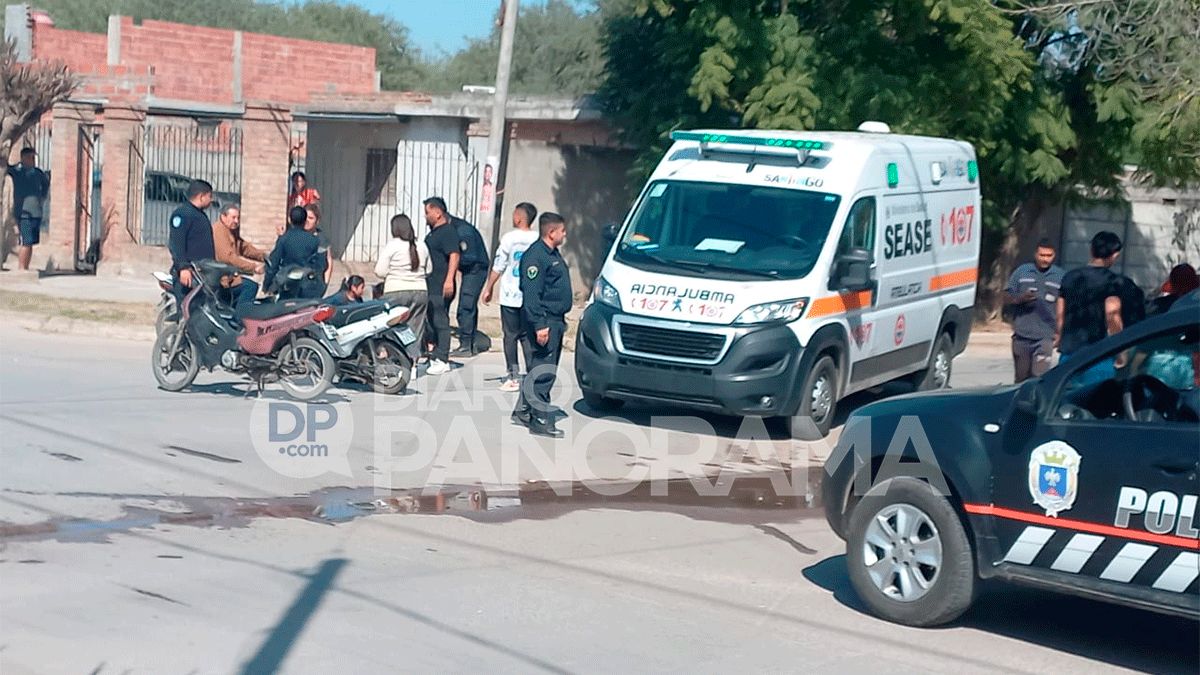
[593, 276, 622, 309]
[733, 298, 809, 326]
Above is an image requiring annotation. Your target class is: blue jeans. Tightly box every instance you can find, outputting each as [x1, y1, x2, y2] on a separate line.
[1059, 351, 1116, 388]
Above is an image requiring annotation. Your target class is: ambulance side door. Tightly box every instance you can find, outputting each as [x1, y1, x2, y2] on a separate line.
[830, 194, 880, 368]
[991, 321, 1200, 610]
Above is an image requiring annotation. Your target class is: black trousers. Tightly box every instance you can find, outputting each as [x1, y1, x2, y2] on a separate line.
[426, 289, 452, 362]
[500, 305, 532, 378]
[456, 265, 488, 349]
[514, 318, 565, 421]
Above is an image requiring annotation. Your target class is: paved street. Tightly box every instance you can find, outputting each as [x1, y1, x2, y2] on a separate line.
[1, 324, 1196, 673]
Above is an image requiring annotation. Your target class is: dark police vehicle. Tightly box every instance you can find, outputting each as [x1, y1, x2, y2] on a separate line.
[823, 293, 1199, 625]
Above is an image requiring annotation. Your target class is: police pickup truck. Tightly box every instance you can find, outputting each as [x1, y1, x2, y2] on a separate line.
[823, 292, 1199, 625]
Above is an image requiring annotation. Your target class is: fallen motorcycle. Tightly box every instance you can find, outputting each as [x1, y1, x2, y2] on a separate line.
[151, 260, 338, 400]
[313, 300, 418, 395]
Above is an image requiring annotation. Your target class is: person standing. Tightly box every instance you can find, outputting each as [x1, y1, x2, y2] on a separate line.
[483, 202, 539, 392]
[423, 198, 462, 375]
[288, 171, 321, 209]
[1056, 231, 1124, 384]
[266, 206, 327, 300]
[7, 147, 50, 271]
[512, 212, 572, 439]
[374, 214, 430, 355]
[303, 204, 333, 288]
[1005, 238, 1064, 383]
[423, 197, 489, 357]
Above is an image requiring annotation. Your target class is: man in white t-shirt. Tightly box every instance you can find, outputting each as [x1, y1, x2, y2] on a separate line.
[483, 202, 541, 391]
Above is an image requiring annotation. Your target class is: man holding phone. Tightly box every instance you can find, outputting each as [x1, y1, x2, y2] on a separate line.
[1005, 238, 1064, 383]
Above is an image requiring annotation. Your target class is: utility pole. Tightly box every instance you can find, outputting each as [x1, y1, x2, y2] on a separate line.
[479, 0, 519, 250]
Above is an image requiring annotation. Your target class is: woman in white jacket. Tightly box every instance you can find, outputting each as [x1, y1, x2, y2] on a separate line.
[374, 214, 430, 354]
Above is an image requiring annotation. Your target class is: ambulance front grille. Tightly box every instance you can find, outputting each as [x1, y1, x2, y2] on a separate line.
[617, 323, 727, 361]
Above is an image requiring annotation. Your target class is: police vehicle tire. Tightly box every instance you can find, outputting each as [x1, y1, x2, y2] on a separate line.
[372, 341, 412, 395]
[845, 477, 976, 627]
[582, 389, 624, 412]
[279, 337, 336, 401]
[790, 355, 839, 440]
[152, 328, 199, 392]
[909, 332, 954, 392]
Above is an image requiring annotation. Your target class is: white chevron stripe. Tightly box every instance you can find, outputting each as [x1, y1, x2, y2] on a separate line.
[1152, 552, 1200, 593]
[1050, 534, 1105, 573]
[1004, 526, 1056, 565]
[1099, 543, 1158, 583]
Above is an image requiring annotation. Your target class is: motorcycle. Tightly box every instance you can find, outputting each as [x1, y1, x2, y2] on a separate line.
[314, 300, 419, 395]
[151, 260, 339, 401]
[152, 271, 177, 335]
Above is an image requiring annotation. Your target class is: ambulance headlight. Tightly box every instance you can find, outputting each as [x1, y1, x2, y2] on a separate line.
[594, 276, 622, 309]
[733, 298, 808, 325]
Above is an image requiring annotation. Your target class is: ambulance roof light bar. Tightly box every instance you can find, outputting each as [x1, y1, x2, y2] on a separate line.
[671, 131, 831, 151]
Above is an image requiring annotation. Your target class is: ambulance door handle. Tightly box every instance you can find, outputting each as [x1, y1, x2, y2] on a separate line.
[1152, 460, 1194, 476]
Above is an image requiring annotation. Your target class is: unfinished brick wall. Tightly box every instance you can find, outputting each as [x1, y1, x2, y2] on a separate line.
[30, 16, 378, 106]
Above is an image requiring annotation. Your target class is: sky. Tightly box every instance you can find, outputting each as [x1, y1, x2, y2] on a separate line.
[336, 0, 532, 58]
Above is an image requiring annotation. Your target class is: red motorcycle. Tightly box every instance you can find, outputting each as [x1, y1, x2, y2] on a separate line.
[152, 260, 338, 400]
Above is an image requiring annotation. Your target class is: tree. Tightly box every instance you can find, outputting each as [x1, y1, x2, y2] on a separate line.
[9, 0, 430, 90]
[438, 0, 606, 96]
[598, 0, 1200, 319]
[1, 39, 76, 182]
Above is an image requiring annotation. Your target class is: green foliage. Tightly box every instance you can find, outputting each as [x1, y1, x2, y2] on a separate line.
[437, 0, 605, 96]
[17, 0, 429, 90]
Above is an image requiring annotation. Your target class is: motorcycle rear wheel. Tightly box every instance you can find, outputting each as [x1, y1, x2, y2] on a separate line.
[152, 326, 199, 391]
[372, 340, 413, 395]
[278, 337, 335, 401]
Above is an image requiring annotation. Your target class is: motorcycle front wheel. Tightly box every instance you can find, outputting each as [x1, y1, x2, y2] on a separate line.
[278, 337, 335, 401]
[372, 340, 413, 395]
[152, 326, 199, 391]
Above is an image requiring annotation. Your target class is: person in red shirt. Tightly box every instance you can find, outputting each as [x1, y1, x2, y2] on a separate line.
[288, 171, 321, 209]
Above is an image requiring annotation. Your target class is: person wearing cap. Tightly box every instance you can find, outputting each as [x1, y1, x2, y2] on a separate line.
[6, 147, 50, 271]
[1148, 263, 1199, 316]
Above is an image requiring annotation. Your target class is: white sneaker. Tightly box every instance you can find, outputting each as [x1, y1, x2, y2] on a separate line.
[499, 378, 520, 392]
[426, 360, 451, 376]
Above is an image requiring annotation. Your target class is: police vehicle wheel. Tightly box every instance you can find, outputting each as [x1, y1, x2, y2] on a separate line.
[582, 389, 623, 412]
[910, 333, 954, 392]
[845, 477, 975, 627]
[790, 355, 838, 440]
[372, 341, 412, 395]
[152, 327, 199, 392]
[279, 337, 336, 401]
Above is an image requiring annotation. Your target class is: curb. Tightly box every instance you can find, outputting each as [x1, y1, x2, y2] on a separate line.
[0, 311, 155, 342]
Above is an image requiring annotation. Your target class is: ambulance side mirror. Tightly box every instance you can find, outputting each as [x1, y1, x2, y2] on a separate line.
[602, 222, 620, 245]
[833, 248, 873, 290]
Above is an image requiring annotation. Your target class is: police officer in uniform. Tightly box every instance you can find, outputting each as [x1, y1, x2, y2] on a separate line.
[168, 179, 258, 316]
[512, 212, 572, 438]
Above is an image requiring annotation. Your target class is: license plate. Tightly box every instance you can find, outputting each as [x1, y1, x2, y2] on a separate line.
[396, 327, 417, 346]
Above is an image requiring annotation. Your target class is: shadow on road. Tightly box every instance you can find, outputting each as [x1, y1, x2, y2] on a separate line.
[803, 554, 1200, 674]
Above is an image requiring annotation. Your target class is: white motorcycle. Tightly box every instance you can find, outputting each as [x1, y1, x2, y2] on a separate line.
[312, 300, 418, 395]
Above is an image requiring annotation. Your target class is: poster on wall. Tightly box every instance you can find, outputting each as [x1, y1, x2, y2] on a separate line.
[480, 158, 497, 216]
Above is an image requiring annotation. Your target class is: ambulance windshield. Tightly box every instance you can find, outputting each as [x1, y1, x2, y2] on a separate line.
[615, 180, 841, 280]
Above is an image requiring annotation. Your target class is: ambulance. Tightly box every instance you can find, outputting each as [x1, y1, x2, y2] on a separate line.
[575, 124, 982, 439]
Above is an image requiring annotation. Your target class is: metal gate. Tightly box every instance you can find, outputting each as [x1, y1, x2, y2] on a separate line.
[139, 121, 243, 246]
[74, 124, 103, 272]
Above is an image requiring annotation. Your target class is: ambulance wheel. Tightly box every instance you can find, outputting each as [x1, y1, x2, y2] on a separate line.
[909, 333, 954, 392]
[582, 389, 623, 412]
[789, 355, 838, 440]
[845, 477, 976, 627]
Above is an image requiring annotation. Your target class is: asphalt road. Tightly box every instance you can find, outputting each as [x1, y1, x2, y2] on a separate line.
[1, 325, 1196, 674]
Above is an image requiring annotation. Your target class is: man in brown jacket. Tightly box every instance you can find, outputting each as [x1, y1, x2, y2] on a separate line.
[212, 204, 266, 275]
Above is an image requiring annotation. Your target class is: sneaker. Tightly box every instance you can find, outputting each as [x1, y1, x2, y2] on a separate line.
[426, 360, 451, 376]
[499, 378, 520, 392]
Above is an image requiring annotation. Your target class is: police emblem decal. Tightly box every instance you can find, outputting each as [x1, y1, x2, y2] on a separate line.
[171, 215, 183, 228]
[1027, 441, 1081, 517]
[527, 266, 538, 280]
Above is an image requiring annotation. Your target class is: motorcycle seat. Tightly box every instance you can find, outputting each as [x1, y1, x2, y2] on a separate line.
[328, 300, 392, 328]
[240, 298, 321, 321]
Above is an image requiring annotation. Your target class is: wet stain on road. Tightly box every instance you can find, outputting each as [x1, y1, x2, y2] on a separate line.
[0, 470, 824, 545]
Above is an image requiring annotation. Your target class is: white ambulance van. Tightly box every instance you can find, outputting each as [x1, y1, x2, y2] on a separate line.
[575, 124, 982, 439]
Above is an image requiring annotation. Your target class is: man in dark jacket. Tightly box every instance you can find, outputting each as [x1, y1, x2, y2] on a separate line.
[423, 196, 489, 357]
[266, 206, 327, 299]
